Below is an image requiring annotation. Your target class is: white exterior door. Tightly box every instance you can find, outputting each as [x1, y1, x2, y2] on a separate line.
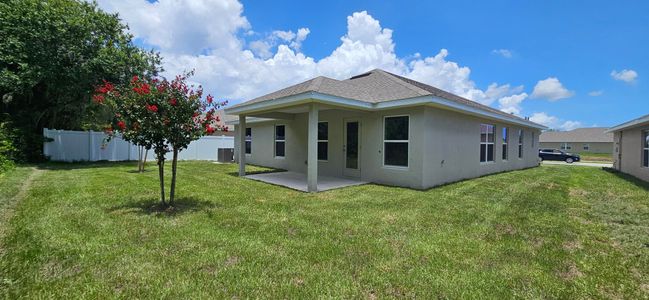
[343, 119, 361, 177]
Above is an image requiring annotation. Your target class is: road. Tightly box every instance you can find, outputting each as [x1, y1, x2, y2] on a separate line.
[541, 161, 613, 168]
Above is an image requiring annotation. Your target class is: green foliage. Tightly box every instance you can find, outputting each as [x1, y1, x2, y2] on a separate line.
[0, 116, 19, 173]
[0, 0, 161, 161]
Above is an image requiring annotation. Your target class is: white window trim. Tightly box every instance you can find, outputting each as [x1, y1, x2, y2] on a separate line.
[318, 121, 328, 162]
[583, 143, 590, 151]
[502, 127, 509, 162]
[518, 129, 524, 159]
[382, 114, 410, 170]
[274, 124, 286, 159]
[480, 124, 495, 164]
[643, 130, 649, 168]
[244, 127, 252, 156]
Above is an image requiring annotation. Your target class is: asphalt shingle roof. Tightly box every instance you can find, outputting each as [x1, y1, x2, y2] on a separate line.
[229, 69, 535, 125]
[539, 127, 613, 143]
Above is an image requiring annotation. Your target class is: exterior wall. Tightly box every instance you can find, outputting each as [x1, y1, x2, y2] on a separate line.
[422, 107, 541, 189]
[235, 105, 540, 189]
[539, 142, 613, 153]
[614, 127, 649, 182]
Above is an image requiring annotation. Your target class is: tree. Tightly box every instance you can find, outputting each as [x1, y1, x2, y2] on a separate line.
[94, 73, 227, 206]
[0, 0, 161, 161]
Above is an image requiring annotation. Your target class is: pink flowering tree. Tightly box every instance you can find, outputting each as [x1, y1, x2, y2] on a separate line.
[94, 72, 227, 207]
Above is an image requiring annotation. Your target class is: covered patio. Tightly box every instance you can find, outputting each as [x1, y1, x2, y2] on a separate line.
[245, 171, 367, 192]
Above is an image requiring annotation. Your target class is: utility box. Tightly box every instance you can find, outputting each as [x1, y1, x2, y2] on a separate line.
[217, 148, 234, 162]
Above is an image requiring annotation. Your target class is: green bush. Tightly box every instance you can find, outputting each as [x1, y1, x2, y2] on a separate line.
[0, 117, 19, 174]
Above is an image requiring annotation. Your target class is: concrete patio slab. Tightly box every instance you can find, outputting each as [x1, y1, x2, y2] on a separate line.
[245, 171, 367, 192]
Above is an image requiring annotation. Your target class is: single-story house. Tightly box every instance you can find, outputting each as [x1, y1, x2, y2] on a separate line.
[539, 127, 614, 153]
[607, 114, 649, 182]
[224, 69, 546, 192]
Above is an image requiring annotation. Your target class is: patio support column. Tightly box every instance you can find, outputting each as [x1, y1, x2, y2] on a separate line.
[307, 103, 319, 192]
[238, 115, 246, 176]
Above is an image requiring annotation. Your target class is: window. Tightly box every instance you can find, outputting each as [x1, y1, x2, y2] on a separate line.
[244, 128, 252, 154]
[561, 143, 572, 150]
[642, 130, 649, 168]
[531, 132, 535, 148]
[383, 116, 409, 167]
[518, 129, 524, 158]
[480, 124, 495, 163]
[502, 127, 509, 160]
[274, 125, 285, 157]
[583, 144, 590, 151]
[318, 122, 328, 161]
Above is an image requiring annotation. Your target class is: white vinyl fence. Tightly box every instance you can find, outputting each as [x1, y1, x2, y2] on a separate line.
[43, 128, 234, 162]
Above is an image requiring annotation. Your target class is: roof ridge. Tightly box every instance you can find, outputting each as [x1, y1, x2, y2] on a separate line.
[308, 76, 325, 91]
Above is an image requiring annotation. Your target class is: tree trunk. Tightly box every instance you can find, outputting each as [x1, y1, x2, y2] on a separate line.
[169, 148, 179, 205]
[141, 148, 149, 172]
[137, 146, 143, 172]
[157, 156, 166, 206]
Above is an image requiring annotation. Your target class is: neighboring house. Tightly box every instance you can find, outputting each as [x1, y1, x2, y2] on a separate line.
[224, 69, 546, 192]
[539, 128, 614, 153]
[209, 110, 236, 136]
[607, 114, 649, 182]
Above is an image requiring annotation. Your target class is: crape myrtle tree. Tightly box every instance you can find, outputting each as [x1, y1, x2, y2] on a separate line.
[94, 72, 227, 206]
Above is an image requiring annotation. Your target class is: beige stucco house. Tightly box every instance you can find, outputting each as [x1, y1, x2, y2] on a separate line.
[224, 69, 546, 192]
[539, 127, 613, 154]
[608, 114, 649, 182]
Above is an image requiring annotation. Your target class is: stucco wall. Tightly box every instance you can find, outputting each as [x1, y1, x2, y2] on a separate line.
[235, 105, 540, 189]
[422, 107, 541, 189]
[614, 127, 649, 182]
[539, 142, 613, 153]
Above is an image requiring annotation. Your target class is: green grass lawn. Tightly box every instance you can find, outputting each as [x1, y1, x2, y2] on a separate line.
[1, 162, 648, 298]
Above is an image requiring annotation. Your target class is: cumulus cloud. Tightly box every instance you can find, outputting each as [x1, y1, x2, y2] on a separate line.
[491, 49, 513, 58]
[610, 69, 638, 83]
[498, 93, 528, 115]
[530, 77, 574, 101]
[530, 112, 582, 131]
[588, 90, 603, 96]
[95, 1, 532, 114]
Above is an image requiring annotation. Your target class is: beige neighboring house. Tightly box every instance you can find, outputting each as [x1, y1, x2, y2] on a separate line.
[607, 114, 649, 182]
[210, 110, 236, 136]
[539, 128, 614, 153]
[224, 69, 546, 192]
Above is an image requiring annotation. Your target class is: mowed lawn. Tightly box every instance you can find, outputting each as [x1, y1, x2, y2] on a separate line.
[1, 162, 648, 298]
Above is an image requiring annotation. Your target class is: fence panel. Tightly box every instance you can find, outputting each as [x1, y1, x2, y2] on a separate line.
[43, 128, 234, 162]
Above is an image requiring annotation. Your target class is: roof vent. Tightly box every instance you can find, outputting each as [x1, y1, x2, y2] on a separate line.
[349, 72, 372, 80]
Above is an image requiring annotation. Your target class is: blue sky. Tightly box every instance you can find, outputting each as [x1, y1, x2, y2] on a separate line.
[99, 0, 649, 129]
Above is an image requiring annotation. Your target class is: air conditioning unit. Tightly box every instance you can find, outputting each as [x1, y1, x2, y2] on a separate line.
[217, 148, 234, 162]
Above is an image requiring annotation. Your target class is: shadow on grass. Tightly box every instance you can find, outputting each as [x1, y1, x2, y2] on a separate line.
[602, 167, 649, 191]
[107, 196, 220, 216]
[225, 166, 285, 177]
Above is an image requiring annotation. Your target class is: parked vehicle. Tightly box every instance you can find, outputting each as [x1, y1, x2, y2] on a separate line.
[539, 149, 581, 163]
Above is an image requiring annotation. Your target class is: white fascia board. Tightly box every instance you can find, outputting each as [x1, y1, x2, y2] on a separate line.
[224, 92, 372, 115]
[605, 114, 649, 133]
[225, 93, 546, 130]
[375, 96, 548, 130]
[226, 117, 275, 126]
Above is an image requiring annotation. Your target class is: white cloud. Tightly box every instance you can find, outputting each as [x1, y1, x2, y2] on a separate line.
[610, 69, 638, 83]
[588, 90, 603, 96]
[95, 2, 529, 111]
[498, 93, 528, 115]
[530, 112, 582, 131]
[530, 77, 574, 101]
[491, 49, 513, 58]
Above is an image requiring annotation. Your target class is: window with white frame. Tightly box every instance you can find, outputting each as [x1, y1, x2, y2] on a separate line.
[318, 122, 328, 161]
[518, 129, 524, 158]
[244, 128, 252, 154]
[502, 127, 508, 160]
[643, 130, 648, 168]
[583, 144, 590, 151]
[383, 115, 409, 167]
[561, 142, 572, 150]
[480, 124, 495, 163]
[531, 132, 535, 148]
[274, 125, 285, 157]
